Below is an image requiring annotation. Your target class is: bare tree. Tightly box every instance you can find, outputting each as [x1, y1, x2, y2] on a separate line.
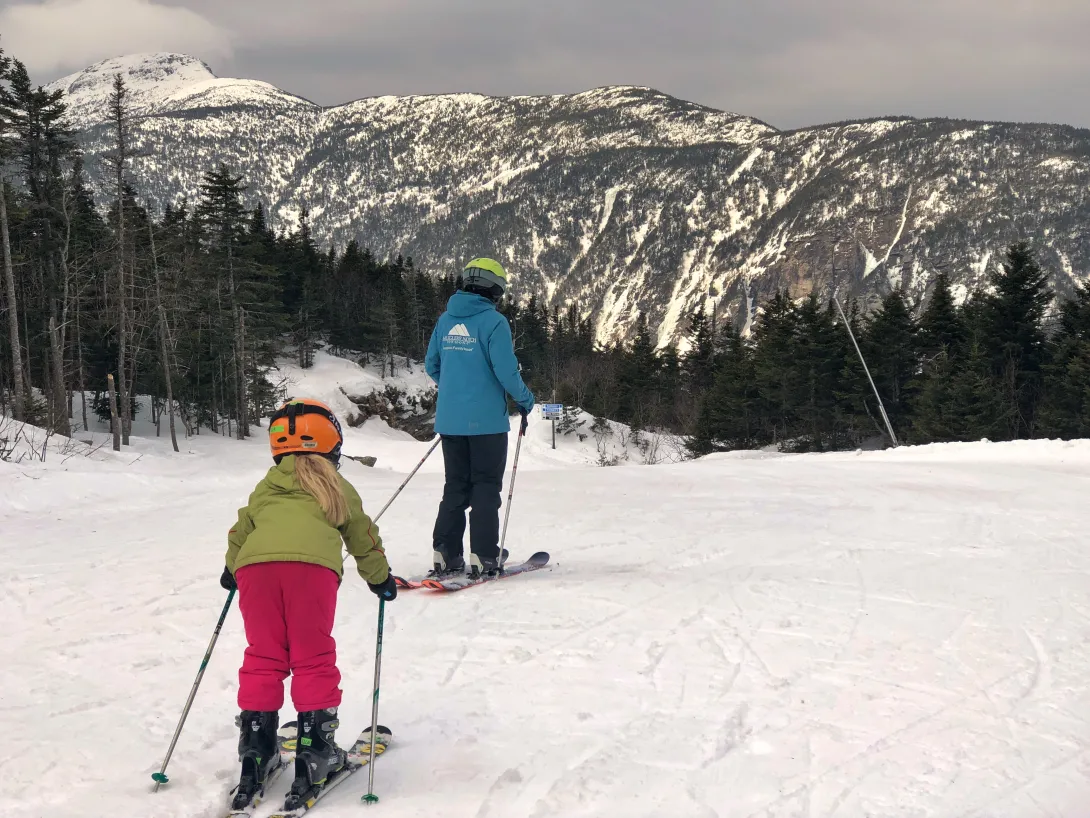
[0, 183, 24, 421]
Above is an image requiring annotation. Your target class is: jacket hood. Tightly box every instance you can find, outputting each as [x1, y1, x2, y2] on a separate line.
[446, 291, 496, 318]
[265, 456, 299, 491]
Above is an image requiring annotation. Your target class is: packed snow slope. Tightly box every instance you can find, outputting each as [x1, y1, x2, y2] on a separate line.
[3, 362, 1090, 817]
[49, 53, 1090, 346]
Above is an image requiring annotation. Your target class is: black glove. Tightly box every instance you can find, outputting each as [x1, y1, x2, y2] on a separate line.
[220, 566, 237, 591]
[367, 574, 398, 602]
[519, 408, 529, 434]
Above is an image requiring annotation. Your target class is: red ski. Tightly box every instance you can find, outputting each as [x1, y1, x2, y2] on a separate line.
[420, 552, 550, 592]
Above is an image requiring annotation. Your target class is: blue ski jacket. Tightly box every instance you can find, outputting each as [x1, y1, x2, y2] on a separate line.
[425, 292, 535, 436]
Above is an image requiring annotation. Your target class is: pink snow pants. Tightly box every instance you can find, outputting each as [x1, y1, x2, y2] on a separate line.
[235, 562, 342, 712]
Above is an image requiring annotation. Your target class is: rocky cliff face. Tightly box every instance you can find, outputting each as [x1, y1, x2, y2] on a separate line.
[51, 53, 1090, 346]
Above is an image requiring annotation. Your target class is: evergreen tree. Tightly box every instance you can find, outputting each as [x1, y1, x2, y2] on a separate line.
[283, 208, 327, 368]
[682, 307, 717, 395]
[751, 290, 800, 444]
[972, 242, 1052, 439]
[1036, 284, 1090, 438]
[658, 343, 682, 427]
[0, 42, 27, 421]
[858, 290, 918, 438]
[910, 344, 1005, 443]
[792, 295, 848, 452]
[617, 312, 659, 429]
[917, 272, 964, 361]
[691, 322, 759, 453]
[195, 165, 276, 436]
[1, 58, 77, 433]
[326, 240, 369, 353]
[105, 73, 137, 444]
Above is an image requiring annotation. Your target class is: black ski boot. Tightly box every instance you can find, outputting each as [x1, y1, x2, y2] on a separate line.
[230, 710, 280, 810]
[468, 549, 508, 579]
[283, 708, 347, 811]
[431, 547, 465, 577]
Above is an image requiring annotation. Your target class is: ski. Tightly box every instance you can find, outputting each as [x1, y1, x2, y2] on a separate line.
[421, 551, 550, 592]
[395, 549, 512, 589]
[391, 573, 432, 589]
[222, 721, 300, 817]
[266, 725, 392, 817]
[224, 761, 289, 817]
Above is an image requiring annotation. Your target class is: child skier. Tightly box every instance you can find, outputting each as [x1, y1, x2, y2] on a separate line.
[425, 258, 535, 578]
[219, 397, 397, 811]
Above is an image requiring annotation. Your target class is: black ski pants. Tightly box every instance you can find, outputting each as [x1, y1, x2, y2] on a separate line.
[432, 433, 508, 562]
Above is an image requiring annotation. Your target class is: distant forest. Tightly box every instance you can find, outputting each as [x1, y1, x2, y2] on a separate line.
[3, 41, 1090, 457]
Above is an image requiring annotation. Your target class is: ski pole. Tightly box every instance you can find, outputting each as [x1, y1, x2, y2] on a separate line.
[152, 589, 235, 791]
[373, 436, 440, 523]
[498, 411, 528, 566]
[361, 598, 385, 804]
[345, 436, 440, 571]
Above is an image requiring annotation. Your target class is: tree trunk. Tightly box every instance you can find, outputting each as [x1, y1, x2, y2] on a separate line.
[77, 296, 89, 433]
[117, 222, 130, 445]
[236, 307, 248, 440]
[107, 373, 120, 451]
[1, 186, 25, 421]
[22, 306, 32, 406]
[227, 238, 248, 439]
[60, 202, 74, 432]
[149, 222, 179, 452]
[48, 316, 70, 436]
[112, 75, 132, 446]
[53, 221, 74, 437]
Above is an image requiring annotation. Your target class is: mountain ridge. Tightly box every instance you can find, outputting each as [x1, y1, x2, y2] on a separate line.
[48, 53, 1090, 347]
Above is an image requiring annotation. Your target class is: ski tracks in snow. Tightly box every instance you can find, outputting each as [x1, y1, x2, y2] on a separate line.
[4, 444, 1090, 816]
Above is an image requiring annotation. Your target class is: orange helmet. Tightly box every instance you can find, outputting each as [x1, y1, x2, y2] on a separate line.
[269, 398, 344, 466]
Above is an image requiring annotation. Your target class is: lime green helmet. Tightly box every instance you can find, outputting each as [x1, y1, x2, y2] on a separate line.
[461, 258, 508, 301]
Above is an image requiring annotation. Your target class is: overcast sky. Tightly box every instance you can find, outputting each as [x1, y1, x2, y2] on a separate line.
[2, 0, 1089, 130]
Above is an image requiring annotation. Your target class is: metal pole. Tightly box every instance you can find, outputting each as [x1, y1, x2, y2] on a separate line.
[834, 296, 900, 447]
[499, 414, 527, 566]
[151, 589, 236, 790]
[361, 599, 385, 804]
[551, 416, 555, 450]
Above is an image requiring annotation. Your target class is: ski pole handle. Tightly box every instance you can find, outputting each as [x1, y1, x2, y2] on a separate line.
[151, 589, 235, 790]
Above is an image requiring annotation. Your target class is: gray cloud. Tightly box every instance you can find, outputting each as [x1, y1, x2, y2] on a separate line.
[19, 0, 1090, 130]
[1, 0, 232, 74]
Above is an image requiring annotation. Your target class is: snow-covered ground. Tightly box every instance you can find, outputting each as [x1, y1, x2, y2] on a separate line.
[3, 357, 1090, 817]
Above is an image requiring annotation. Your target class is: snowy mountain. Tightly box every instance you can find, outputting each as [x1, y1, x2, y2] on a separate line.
[50, 53, 1090, 345]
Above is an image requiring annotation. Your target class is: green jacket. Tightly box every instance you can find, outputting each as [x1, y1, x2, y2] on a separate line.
[226, 455, 389, 585]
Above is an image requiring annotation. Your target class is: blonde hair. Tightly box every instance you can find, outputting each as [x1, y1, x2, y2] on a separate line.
[295, 455, 350, 527]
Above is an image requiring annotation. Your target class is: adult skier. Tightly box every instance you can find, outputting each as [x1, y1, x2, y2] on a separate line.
[425, 258, 535, 578]
[219, 398, 397, 812]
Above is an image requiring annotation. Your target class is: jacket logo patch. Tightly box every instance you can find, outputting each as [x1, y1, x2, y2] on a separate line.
[443, 322, 477, 349]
